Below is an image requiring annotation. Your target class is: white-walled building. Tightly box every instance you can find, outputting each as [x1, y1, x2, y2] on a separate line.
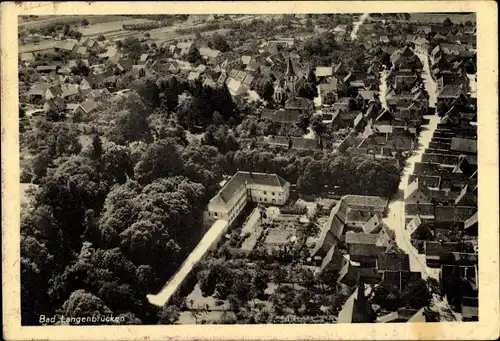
[207, 171, 290, 224]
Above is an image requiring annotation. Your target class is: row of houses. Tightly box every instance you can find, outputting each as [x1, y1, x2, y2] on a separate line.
[402, 94, 478, 320]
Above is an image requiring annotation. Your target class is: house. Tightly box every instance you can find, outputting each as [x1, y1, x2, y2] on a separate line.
[28, 83, 52, 100]
[284, 96, 313, 113]
[36, 65, 59, 73]
[450, 137, 477, 154]
[73, 100, 99, 117]
[435, 206, 477, 223]
[373, 109, 396, 134]
[45, 85, 63, 99]
[264, 135, 318, 151]
[312, 195, 388, 261]
[86, 88, 110, 101]
[98, 46, 122, 61]
[116, 59, 134, 72]
[315, 66, 333, 79]
[337, 284, 376, 323]
[43, 97, 65, 113]
[207, 171, 290, 224]
[260, 108, 301, 124]
[226, 78, 248, 97]
[199, 47, 221, 64]
[437, 85, 465, 106]
[54, 39, 78, 52]
[187, 71, 201, 82]
[20, 52, 36, 63]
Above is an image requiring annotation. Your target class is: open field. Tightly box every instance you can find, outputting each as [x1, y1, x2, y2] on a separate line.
[78, 18, 157, 37]
[19, 15, 138, 29]
[409, 13, 476, 24]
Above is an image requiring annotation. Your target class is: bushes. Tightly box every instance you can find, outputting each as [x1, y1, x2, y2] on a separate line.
[280, 203, 308, 215]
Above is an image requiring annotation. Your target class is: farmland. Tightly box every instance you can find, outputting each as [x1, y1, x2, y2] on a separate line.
[78, 18, 157, 38]
[19, 15, 139, 29]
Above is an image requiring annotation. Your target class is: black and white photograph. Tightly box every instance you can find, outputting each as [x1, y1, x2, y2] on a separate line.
[1, 1, 499, 340]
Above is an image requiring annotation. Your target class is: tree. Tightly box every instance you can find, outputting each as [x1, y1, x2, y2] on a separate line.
[90, 135, 103, 161]
[402, 278, 431, 309]
[443, 18, 453, 27]
[97, 34, 106, 41]
[254, 79, 274, 102]
[186, 45, 202, 64]
[61, 290, 113, 322]
[273, 266, 288, 287]
[297, 82, 318, 100]
[144, 32, 151, 38]
[158, 305, 180, 324]
[81, 18, 89, 26]
[372, 283, 404, 311]
[208, 33, 229, 52]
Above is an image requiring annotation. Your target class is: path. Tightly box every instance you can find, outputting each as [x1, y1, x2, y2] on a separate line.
[240, 208, 262, 250]
[350, 13, 369, 41]
[382, 114, 440, 279]
[379, 70, 389, 110]
[147, 219, 229, 307]
[415, 49, 437, 108]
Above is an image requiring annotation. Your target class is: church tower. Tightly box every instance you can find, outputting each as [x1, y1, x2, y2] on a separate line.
[284, 54, 299, 95]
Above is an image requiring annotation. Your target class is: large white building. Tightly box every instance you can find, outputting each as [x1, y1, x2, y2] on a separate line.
[207, 171, 290, 224]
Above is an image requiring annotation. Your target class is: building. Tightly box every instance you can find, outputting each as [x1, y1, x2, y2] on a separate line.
[312, 195, 388, 263]
[207, 171, 290, 225]
[273, 54, 307, 104]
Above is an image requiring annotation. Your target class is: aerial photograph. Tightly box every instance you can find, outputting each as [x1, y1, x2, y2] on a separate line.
[18, 12, 478, 325]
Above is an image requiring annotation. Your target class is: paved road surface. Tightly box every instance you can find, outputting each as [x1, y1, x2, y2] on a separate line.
[379, 70, 389, 110]
[147, 219, 229, 307]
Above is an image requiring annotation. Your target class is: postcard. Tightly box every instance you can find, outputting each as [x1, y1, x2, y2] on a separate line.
[1, 1, 498, 340]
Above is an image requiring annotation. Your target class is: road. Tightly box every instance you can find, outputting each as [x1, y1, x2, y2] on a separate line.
[415, 48, 437, 108]
[382, 114, 440, 280]
[350, 13, 369, 41]
[380, 48, 460, 321]
[147, 219, 229, 307]
[379, 70, 389, 110]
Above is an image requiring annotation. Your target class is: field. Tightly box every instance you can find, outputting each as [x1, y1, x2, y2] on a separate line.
[409, 13, 476, 24]
[78, 18, 156, 37]
[19, 15, 140, 29]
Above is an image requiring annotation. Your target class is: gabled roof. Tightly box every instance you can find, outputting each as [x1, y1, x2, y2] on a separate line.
[55, 39, 77, 51]
[76, 99, 98, 114]
[438, 85, 463, 99]
[435, 206, 477, 223]
[377, 253, 410, 272]
[450, 137, 477, 154]
[209, 171, 288, 212]
[284, 96, 313, 111]
[261, 108, 301, 123]
[315, 66, 333, 77]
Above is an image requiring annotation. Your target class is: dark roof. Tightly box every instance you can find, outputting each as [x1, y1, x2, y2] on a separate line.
[219, 171, 287, 204]
[78, 100, 98, 114]
[343, 195, 387, 210]
[435, 206, 477, 223]
[377, 254, 410, 272]
[284, 96, 313, 111]
[345, 232, 380, 245]
[450, 137, 477, 154]
[261, 109, 301, 123]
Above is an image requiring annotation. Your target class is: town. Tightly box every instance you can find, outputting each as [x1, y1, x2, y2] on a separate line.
[19, 13, 477, 325]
